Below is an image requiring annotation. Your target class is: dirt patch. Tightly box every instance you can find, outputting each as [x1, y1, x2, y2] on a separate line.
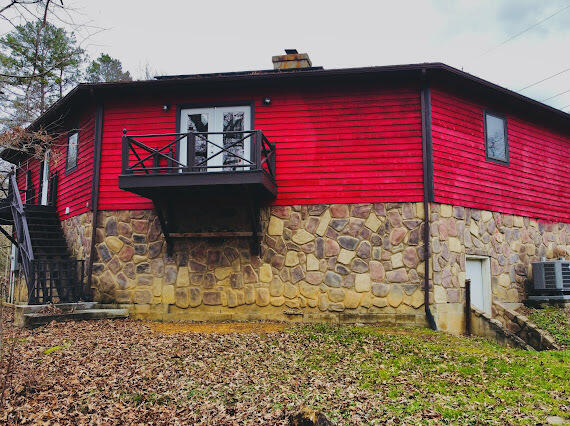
[148, 321, 287, 335]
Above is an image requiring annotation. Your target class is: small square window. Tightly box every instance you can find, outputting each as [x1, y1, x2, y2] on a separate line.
[66, 131, 79, 171]
[484, 112, 508, 164]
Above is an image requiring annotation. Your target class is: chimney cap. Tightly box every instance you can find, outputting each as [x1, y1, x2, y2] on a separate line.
[284, 49, 298, 54]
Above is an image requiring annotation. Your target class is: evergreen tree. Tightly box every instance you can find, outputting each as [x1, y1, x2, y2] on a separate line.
[85, 53, 132, 83]
[0, 20, 84, 126]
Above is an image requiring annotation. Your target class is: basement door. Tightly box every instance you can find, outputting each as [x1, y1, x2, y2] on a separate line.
[466, 258, 491, 315]
[179, 106, 251, 171]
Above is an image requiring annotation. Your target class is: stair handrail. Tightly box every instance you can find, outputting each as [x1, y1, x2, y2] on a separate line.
[8, 169, 34, 293]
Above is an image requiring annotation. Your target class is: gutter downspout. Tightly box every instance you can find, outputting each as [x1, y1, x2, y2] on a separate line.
[420, 71, 437, 330]
[86, 103, 104, 299]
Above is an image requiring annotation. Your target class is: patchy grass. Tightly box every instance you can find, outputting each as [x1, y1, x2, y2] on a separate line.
[1, 311, 569, 424]
[524, 305, 570, 348]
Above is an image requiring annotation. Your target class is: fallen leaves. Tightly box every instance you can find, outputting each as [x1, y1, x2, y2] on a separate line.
[0, 308, 569, 424]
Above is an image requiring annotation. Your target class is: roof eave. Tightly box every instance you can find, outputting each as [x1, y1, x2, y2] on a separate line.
[26, 62, 570, 132]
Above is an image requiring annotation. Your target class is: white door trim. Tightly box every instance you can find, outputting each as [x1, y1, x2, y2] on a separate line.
[466, 255, 492, 315]
[40, 151, 50, 206]
[178, 105, 252, 171]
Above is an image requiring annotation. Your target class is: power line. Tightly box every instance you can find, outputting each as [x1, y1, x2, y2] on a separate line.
[480, 3, 570, 57]
[518, 67, 570, 91]
[542, 88, 570, 102]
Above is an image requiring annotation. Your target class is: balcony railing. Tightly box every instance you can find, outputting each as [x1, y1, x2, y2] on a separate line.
[121, 129, 276, 179]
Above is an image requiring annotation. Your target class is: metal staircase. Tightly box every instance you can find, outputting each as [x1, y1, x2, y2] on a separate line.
[1, 170, 85, 304]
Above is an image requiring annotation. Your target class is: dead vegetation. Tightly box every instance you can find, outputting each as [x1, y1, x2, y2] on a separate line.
[1, 308, 569, 424]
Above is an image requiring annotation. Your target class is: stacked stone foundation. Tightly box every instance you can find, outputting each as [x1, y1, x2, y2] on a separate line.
[63, 202, 570, 331]
[86, 203, 427, 325]
[429, 204, 570, 334]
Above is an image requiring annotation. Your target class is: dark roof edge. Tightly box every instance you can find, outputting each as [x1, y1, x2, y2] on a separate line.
[28, 62, 569, 132]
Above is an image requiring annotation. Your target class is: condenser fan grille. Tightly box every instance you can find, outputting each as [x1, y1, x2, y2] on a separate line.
[543, 263, 557, 289]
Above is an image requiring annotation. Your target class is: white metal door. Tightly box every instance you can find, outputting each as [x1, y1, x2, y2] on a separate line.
[40, 151, 50, 205]
[179, 106, 251, 171]
[466, 258, 491, 314]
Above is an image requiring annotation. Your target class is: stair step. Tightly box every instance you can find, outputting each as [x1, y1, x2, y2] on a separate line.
[26, 217, 60, 224]
[28, 226, 61, 232]
[24, 205, 57, 212]
[34, 250, 70, 256]
[31, 238, 67, 244]
[30, 235, 65, 241]
[24, 212, 58, 218]
[34, 243, 68, 247]
[18, 308, 129, 328]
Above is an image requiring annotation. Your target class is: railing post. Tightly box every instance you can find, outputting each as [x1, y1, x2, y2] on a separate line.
[255, 130, 262, 170]
[122, 129, 130, 174]
[268, 136, 276, 178]
[187, 133, 195, 172]
[465, 278, 471, 336]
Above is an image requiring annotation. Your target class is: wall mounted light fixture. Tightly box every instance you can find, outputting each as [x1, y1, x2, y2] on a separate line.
[262, 97, 271, 106]
[162, 104, 170, 112]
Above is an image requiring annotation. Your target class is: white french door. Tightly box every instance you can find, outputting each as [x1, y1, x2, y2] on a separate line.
[179, 105, 251, 171]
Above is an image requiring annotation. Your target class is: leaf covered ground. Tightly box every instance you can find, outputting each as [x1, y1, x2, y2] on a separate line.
[1, 309, 569, 424]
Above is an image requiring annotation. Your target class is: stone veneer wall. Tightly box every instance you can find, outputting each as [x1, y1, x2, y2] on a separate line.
[491, 302, 559, 350]
[64, 201, 570, 331]
[429, 204, 570, 334]
[90, 203, 428, 324]
[61, 212, 93, 260]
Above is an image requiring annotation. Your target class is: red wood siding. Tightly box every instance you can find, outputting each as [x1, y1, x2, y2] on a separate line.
[98, 83, 424, 210]
[431, 86, 570, 222]
[15, 107, 95, 220]
[16, 157, 41, 204]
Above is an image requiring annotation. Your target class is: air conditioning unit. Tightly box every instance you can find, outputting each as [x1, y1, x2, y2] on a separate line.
[531, 260, 570, 294]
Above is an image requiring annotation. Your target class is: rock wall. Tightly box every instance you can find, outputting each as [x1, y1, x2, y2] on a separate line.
[89, 203, 428, 324]
[492, 302, 559, 350]
[67, 202, 570, 330]
[469, 306, 532, 350]
[430, 204, 570, 333]
[61, 212, 93, 260]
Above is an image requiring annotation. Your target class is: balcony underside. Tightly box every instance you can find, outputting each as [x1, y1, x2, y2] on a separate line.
[118, 170, 277, 201]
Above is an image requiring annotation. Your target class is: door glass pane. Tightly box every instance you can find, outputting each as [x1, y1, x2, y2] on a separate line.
[222, 112, 244, 170]
[187, 113, 209, 171]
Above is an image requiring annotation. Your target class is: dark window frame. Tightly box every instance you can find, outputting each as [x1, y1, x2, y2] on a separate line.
[484, 110, 509, 166]
[65, 127, 80, 173]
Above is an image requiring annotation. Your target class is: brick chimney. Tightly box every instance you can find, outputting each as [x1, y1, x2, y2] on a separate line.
[272, 49, 312, 70]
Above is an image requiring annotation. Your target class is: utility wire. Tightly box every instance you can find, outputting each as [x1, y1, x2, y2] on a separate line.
[542, 88, 570, 102]
[480, 3, 570, 57]
[518, 67, 570, 91]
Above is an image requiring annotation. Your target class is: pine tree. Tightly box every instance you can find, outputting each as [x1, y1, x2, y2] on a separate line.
[85, 53, 132, 83]
[0, 21, 85, 126]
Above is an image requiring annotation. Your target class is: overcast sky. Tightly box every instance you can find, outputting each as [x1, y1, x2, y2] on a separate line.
[6, 0, 570, 112]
